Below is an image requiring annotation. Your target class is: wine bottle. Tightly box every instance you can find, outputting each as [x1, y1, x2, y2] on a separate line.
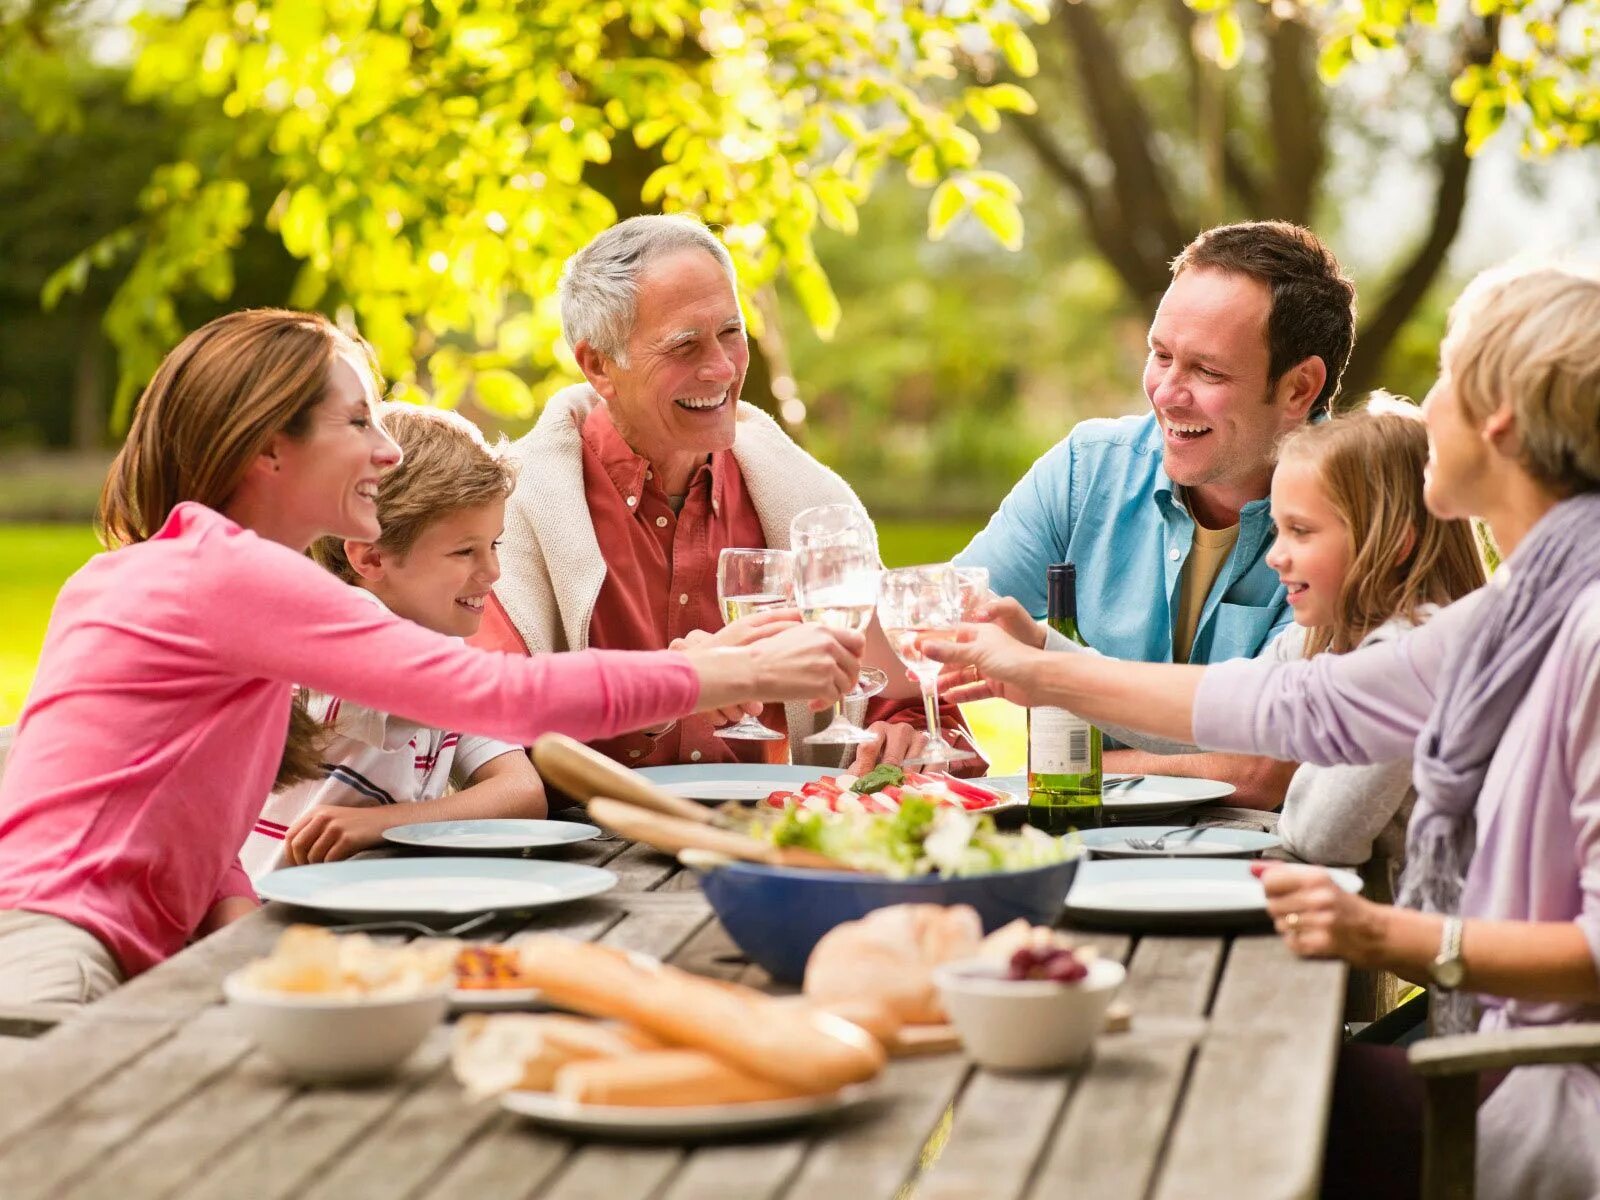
[1027, 563, 1103, 833]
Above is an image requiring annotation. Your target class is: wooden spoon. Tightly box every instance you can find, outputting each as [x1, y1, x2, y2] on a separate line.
[533, 734, 720, 826]
[586, 798, 852, 872]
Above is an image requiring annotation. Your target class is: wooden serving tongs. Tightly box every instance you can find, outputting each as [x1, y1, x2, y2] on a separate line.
[531, 734, 851, 872]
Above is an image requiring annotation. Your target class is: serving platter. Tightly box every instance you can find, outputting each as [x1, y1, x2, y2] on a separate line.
[635, 763, 831, 803]
[1076, 825, 1281, 860]
[1064, 859, 1360, 931]
[983, 773, 1235, 817]
[383, 818, 601, 853]
[256, 857, 618, 919]
[449, 986, 548, 1013]
[500, 1080, 879, 1139]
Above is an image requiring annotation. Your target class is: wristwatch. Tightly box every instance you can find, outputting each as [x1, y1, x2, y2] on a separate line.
[1429, 915, 1466, 991]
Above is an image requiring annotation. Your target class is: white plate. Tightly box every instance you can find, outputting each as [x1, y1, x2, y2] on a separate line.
[383, 819, 601, 852]
[636, 764, 830, 803]
[500, 1080, 879, 1139]
[1065, 859, 1361, 931]
[1077, 825, 1281, 859]
[983, 773, 1234, 816]
[256, 857, 617, 918]
[449, 986, 547, 1013]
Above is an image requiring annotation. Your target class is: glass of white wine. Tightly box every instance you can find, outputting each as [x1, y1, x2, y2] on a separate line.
[791, 504, 885, 747]
[879, 563, 976, 768]
[714, 547, 795, 742]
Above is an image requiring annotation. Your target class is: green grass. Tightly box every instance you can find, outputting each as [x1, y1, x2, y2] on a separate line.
[0, 524, 104, 723]
[0, 518, 1026, 770]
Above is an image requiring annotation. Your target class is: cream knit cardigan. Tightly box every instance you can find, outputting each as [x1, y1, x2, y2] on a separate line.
[493, 383, 868, 763]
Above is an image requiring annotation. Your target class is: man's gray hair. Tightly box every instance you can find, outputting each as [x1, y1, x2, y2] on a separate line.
[559, 215, 737, 365]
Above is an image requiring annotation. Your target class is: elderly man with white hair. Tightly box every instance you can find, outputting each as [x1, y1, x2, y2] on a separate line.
[472, 214, 977, 770]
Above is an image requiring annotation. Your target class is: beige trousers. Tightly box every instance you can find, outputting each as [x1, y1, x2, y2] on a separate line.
[0, 909, 123, 1006]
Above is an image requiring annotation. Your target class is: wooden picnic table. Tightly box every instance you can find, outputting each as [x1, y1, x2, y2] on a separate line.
[0, 824, 1346, 1200]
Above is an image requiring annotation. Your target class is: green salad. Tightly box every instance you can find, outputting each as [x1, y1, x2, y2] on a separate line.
[750, 795, 1079, 880]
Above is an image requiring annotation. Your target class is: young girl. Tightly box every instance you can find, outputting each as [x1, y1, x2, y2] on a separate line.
[244, 404, 548, 879]
[1264, 400, 1485, 893]
[0, 308, 860, 1005]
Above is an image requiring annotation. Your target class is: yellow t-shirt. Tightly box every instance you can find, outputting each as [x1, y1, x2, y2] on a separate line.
[1173, 518, 1240, 664]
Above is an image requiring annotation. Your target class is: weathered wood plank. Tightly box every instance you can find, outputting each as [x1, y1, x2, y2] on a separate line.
[59, 1051, 296, 1200]
[917, 1070, 1070, 1200]
[411, 1113, 572, 1200]
[1027, 935, 1222, 1200]
[0, 1018, 254, 1200]
[537, 1145, 684, 1200]
[170, 1033, 452, 1200]
[602, 842, 682, 891]
[781, 1054, 972, 1198]
[1150, 936, 1345, 1200]
[657, 1141, 809, 1200]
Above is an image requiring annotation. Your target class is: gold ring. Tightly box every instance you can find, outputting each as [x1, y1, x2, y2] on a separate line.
[1286, 912, 1302, 932]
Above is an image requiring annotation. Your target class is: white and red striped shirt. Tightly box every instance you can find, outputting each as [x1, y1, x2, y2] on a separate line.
[242, 592, 522, 881]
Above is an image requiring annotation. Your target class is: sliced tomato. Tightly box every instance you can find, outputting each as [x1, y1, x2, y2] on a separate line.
[855, 793, 888, 814]
[765, 790, 799, 808]
[933, 772, 1000, 809]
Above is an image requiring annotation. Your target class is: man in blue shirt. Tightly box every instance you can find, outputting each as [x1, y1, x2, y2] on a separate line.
[956, 222, 1357, 807]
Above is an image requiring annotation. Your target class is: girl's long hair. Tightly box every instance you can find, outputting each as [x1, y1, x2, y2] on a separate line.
[97, 308, 385, 789]
[1278, 402, 1487, 657]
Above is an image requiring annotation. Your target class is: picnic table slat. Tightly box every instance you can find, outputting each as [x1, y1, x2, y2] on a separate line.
[655, 1140, 811, 1200]
[536, 1144, 684, 1200]
[0, 1017, 255, 1200]
[59, 1050, 296, 1200]
[1150, 936, 1346, 1200]
[169, 1035, 453, 1200]
[1028, 934, 1221, 1200]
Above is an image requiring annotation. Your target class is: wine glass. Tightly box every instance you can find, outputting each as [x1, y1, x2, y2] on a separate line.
[714, 548, 795, 742]
[878, 563, 977, 768]
[791, 505, 886, 746]
[953, 565, 991, 618]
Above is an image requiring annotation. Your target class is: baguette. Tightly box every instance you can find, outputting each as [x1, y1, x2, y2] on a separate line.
[451, 1014, 662, 1098]
[555, 1050, 813, 1107]
[514, 936, 885, 1093]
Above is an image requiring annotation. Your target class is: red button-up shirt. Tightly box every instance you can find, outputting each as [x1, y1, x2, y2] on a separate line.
[475, 404, 780, 767]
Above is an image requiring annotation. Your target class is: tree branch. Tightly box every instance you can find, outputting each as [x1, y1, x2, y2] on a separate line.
[1053, 0, 1188, 299]
[1161, 0, 1264, 213]
[1010, 113, 1165, 308]
[1342, 24, 1496, 398]
[1265, 14, 1326, 225]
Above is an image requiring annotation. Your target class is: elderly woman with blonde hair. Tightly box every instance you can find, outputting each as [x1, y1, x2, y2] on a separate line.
[926, 262, 1600, 1199]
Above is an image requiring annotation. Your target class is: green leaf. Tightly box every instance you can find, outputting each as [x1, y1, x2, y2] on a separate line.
[971, 193, 1024, 251]
[41, 254, 91, 312]
[790, 260, 841, 340]
[814, 178, 860, 234]
[906, 144, 941, 187]
[927, 178, 966, 240]
[279, 185, 328, 261]
[996, 26, 1039, 77]
[1214, 10, 1244, 69]
[473, 368, 536, 418]
[982, 84, 1037, 115]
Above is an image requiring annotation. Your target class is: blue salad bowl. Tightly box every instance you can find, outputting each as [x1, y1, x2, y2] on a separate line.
[691, 856, 1081, 985]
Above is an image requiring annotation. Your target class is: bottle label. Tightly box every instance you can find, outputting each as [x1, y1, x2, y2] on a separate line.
[1030, 706, 1092, 774]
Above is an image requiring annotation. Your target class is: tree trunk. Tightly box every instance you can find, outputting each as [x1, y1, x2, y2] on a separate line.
[71, 300, 106, 451]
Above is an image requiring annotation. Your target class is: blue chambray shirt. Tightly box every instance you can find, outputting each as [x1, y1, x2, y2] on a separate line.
[955, 412, 1292, 665]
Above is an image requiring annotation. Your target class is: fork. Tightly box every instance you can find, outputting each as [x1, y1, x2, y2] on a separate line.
[1122, 824, 1215, 852]
[1103, 774, 1145, 791]
[321, 911, 500, 939]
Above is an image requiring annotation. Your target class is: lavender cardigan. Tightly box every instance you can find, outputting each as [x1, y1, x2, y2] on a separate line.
[1194, 576, 1600, 1198]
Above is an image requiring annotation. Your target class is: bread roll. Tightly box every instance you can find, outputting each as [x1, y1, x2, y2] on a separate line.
[803, 904, 984, 1024]
[451, 1014, 660, 1098]
[556, 1050, 813, 1107]
[512, 937, 884, 1093]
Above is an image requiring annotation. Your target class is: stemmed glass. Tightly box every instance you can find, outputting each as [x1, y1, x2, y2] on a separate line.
[791, 504, 887, 746]
[713, 548, 795, 742]
[878, 563, 977, 768]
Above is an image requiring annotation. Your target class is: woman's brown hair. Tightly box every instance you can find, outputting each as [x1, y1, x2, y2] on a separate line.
[1277, 400, 1487, 657]
[97, 308, 386, 789]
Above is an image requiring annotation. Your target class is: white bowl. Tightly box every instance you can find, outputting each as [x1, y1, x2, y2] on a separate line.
[222, 970, 449, 1083]
[933, 956, 1126, 1072]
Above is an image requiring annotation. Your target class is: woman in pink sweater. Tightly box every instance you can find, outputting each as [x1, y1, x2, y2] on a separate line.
[0, 309, 861, 1004]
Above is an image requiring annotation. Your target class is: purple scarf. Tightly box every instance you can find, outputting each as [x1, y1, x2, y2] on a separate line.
[1398, 492, 1600, 1029]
